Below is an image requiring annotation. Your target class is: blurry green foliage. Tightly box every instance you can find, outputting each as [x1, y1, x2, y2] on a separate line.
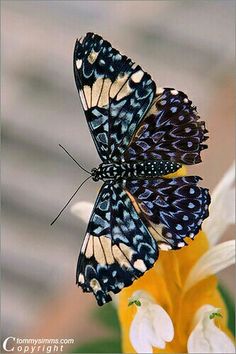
[218, 283, 235, 336]
[71, 338, 121, 353]
[71, 303, 121, 353]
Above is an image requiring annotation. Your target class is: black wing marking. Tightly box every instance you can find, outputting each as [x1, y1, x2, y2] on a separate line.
[76, 181, 158, 306]
[74, 32, 156, 161]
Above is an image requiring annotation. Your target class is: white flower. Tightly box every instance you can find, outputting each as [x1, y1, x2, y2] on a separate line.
[184, 239, 235, 293]
[129, 291, 174, 353]
[187, 305, 235, 353]
[203, 161, 235, 246]
[183, 162, 236, 293]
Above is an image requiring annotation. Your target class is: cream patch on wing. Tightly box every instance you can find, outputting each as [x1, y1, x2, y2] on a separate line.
[91, 78, 104, 107]
[97, 78, 112, 108]
[81, 233, 90, 253]
[85, 235, 94, 258]
[93, 237, 106, 265]
[116, 78, 132, 101]
[156, 87, 164, 94]
[100, 236, 114, 264]
[112, 245, 131, 268]
[88, 50, 99, 64]
[119, 243, 135, 261]
[83, 85, 92, 108]
[90, 278, 102, 293]
[110, 73, 130, 99]
[131, 70, 144, 83]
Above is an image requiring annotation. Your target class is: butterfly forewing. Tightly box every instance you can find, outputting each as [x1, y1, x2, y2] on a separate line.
[74, 32, 156, 161]
[76, 182, 158, 305]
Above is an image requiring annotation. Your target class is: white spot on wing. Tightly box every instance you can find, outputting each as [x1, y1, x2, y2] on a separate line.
[133, 259, 147, 272]
[78, 273, 85, 284]
[79, 90, 88, 110]
[178, 242, 185, 248]
[158, 243, 172, 251]
[76, 59, 82, 69]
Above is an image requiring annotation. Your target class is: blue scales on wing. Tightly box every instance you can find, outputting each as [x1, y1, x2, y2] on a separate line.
[76, 181, 158, 306]
[125, 176, 210, 250]
[73, 32, 156, 161]
[124, 88, 208, 165]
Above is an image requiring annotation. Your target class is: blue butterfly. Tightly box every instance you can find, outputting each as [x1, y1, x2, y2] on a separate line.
[74, 33, 210, 306]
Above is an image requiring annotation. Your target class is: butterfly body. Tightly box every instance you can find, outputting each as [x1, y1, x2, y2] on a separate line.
[74, 32, 210, 306]
[91, 160, 182, 182]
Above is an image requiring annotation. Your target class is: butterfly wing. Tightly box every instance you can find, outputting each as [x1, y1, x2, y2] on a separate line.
[124, 88, 208, 165]
[76, 181, 158, 305]
[125, 176, 210, 250]
[74, 32, 156, 161]
[75, 33, 211, 305]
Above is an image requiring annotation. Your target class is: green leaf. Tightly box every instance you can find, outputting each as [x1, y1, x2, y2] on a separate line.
[128, 299, 141, 307]
[71, 337, 121, 353]
[209, 312, 223, 320]
[218, 283, 235, 336]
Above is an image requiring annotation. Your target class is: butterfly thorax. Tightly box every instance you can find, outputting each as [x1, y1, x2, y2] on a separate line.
[91, 160, 181, 181]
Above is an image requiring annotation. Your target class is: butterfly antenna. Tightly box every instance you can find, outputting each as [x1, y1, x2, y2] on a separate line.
[50, 175, 92, 226]
[59, 144, 91, 175]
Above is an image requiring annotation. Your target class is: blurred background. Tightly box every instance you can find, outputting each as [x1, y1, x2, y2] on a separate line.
[1, 0, 235, 352]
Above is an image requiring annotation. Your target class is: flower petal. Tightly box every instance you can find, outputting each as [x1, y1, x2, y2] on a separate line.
[184, 240, 235, 292]
[130, 311, 153, 353]
[129, 291, 174, 353]
[203, 161, 235, 246]
[152, 305, 174, 343]
[187, 305, 235, 353]
[71, 201, 93, 223]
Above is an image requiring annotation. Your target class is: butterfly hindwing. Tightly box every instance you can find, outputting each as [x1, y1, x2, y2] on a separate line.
[76, 181, 158, 306]
[124, 88, 208, 165]
[74, 32, 156, 161]
[125, 176, 210, 250]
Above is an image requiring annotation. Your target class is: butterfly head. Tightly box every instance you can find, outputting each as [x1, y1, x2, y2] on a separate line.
[91, 168, 101, 182]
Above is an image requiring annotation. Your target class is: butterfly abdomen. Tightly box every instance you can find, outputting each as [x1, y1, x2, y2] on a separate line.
[92, 160, 182, 181]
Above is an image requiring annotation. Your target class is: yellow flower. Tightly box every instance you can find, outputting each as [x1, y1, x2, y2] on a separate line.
[71, 163, 235, 353]
[118, 231, 234, 353]
[118, 163, 235, 353]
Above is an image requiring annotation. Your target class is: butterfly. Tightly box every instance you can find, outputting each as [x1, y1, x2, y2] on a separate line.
[74, 32, 210, 306]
